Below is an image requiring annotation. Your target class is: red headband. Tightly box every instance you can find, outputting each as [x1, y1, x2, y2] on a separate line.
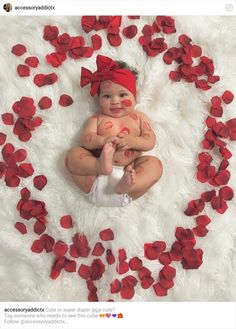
[80, 55, 136, 97]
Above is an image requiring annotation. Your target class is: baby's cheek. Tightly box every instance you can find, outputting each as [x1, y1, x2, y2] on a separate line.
[122, 99, 132, 107]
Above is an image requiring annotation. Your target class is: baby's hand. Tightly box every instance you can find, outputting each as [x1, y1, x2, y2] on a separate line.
[117, 133, 134, 150]
[105, 136, 121, 147]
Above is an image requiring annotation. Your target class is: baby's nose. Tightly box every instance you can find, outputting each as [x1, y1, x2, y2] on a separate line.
[111, 96, 120, 104]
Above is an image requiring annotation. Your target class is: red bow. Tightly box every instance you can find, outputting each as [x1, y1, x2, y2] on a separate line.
[80, 55, 119, 96]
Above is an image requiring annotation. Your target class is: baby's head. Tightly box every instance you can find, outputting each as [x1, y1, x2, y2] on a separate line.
[98, 61, 138, 118]
[80, 55, 138, 118]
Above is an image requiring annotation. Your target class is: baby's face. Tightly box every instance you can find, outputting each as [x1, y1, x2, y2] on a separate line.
[98, 81, 136, 118]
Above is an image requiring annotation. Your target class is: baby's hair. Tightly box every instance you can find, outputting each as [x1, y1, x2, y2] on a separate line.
[115, 60, 138, 80]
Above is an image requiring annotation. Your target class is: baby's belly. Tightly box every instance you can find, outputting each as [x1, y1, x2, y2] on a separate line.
[113, 149, 142, 166]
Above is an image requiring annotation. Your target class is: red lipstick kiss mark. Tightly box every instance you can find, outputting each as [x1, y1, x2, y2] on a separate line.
[122, 99, 132, 107]
[120, 127, 130, 135]
[79, 153, 91, 160]
[104, 121, 113, 129]
[84, 133, 93, 144]
[130, 113, 138, 121]
[101, 81, 112, 89]
[90, 115, 98, 120]
[124, 150, 134, 158]
[143, 121, 152, 131]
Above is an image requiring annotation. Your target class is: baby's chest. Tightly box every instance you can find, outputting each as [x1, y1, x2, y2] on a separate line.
[97, 117, 140, 136]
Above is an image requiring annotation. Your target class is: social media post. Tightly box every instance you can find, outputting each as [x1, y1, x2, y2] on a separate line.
[0, 3, 236, 329]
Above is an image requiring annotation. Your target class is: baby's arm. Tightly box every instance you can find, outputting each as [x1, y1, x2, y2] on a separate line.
[118, 112, 156, 151]
[80, 116, 105, 150]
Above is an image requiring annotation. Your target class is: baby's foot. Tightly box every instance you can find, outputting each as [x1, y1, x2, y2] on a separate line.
[97, 142, 116, 175]
[115, 165, 136, 194]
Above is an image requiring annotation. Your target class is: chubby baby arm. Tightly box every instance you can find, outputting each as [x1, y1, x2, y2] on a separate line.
[118, 112, 156, 151]
[80, 116, 105, 150]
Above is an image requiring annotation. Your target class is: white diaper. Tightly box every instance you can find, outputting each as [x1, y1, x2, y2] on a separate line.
[87, 166, 132, 207]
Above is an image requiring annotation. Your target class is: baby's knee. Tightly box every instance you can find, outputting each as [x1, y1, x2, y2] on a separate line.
[151, 157, 163, 181]
[65, 147, 80, 170]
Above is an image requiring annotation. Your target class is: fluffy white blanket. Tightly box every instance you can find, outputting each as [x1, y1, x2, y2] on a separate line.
[0, 16, 236, 302]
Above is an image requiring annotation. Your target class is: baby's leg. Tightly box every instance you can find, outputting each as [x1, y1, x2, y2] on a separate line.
[65, 143, 115, 193]
[116, 156, 163, 200]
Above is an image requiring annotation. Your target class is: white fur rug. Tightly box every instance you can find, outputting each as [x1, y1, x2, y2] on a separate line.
[0, 16, 236, 302]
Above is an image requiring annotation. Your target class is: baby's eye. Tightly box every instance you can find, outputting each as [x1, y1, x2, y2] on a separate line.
[120, 93, 128, 97]
[103, 95, 110, 99]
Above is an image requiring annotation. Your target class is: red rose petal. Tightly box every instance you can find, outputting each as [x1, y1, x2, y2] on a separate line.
[144, 241, 166, 260]
[107, 33, 122, 47]
[153, 282, 168, 297]
[91, 34, 102, 50]
[90, 259, 105, 280]
[211, 196, 228, 214]
[118, 248, 127, 261]
[189, 45, 202, 58]
[208, 75, 220, 84]
[69, 245, 79, 258]
[195, 79, 211, 91]
[170, 241, 183, 261]
[33, 175, 47, 190]
[34, 221, 46, 235]
[200, 190, 216, 202]
[88, 291, 98, 302]
[72, 233, 90, 257]
[129, 257, 143, 271]
[64, 259, 76, 272]
[182, 248, 203, 269]
[219, 186, 234, 201]
[54, 240, 68, 257]
[92, 242, 105, 256]
[110, 279, 121, 293]
[87, 279, 97, 292]
[5, 175, 20, 187]
[0, 133, 7, 145]
[120, 286, 134, 299]
[222, 90, 234, 104]
[195, 215, 211, 226]
[11, 44, 27, 56]
[160, 265, 176, 280]
[59, 94, 73, 107]
[99, 228, 114, 241]
[214, 170, 230, 186]
[106, 249, 115, 265]
[159, 252, 172, 265]
[116, 261, 129, 274]
[34, 74, 45, 87]
[169, 71, 181, 82]
[138, 267, 152, 280]
[60, 215, 73, 229]
[159, 278, 174, 290]
[44, 73, 58, 85]
[17, 65, 30, 77]
[41, 234, 55, 253]
[141, 276, 154, 289]
[122, 25, 138, 39]
[193, 225, 208, 237]
[43, 25, 59, 41]
[38, 96, 52, 110]
[25, 56, 39, 68]
[2, 113, 14, 125]
[15, 222, 27, 234]
[18, 163, 34, 177]
[50, 257, 66, 280]
[31, 239, 44, 253]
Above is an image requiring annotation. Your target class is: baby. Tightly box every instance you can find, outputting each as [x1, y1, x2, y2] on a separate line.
[66, 55, 163, 207]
